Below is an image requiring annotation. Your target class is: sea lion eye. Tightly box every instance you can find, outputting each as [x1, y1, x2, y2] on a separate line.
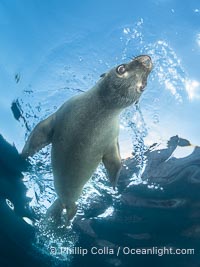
[116, 64, 126, 75]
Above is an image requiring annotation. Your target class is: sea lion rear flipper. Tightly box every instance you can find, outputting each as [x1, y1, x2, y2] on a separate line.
[102, 140, 122, 189]
[46, 198, 63, 225]
[21, 114, 55, 158]
[47, 199, 77, 226]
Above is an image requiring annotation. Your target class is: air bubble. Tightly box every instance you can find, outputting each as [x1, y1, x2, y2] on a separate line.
[153, 114, 159, 124]
[6, 199, 14, 210]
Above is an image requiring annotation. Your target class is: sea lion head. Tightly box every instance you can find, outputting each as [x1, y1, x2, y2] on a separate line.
[98, 55, 153, 108]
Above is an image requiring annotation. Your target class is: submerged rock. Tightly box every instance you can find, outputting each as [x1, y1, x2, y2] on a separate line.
[0, 134, 32, 217]
[74, 218, 97, 238]
[183, 225, 200, 238]
[121, 194, 187, 209]
[142, 135, 200, 185]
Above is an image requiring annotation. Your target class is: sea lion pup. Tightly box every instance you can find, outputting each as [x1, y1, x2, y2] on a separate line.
[21, 55, 153, 224]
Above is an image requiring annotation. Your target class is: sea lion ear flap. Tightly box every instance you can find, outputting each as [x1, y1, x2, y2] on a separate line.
[100, 73, 106, 78]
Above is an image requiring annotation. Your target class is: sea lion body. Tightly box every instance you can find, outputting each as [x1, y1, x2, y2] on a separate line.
[22, 55, 153, 223]
[52, 92, 120, 204]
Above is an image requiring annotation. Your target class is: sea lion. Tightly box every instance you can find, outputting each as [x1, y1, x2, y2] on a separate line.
[21, 55, 153, 224]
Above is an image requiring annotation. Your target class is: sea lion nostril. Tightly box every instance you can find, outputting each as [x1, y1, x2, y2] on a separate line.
[141, 56, 152, 69]
[135, 55, 152, 69]
[143, 59, 151, 68]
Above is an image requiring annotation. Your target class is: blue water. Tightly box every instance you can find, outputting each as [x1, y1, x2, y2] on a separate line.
[0, 0, 200, 266]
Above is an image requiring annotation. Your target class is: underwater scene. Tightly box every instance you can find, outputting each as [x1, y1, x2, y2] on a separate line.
[0, 0, 200, 266]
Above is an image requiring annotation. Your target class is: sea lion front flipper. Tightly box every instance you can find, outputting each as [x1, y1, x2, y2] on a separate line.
[102, 140, 122, 189]
[21, 114, 55, 158]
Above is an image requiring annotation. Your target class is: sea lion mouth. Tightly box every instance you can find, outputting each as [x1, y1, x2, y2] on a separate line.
[132, 55, 152, 93]
[140, 81, 147, 91]
[136, 80, 147, 93]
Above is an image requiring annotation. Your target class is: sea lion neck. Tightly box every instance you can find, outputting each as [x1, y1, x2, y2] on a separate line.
[84, 83, 123, 117]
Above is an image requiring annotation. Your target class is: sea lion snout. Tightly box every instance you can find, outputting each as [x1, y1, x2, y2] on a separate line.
[135, 55, 153, 70]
